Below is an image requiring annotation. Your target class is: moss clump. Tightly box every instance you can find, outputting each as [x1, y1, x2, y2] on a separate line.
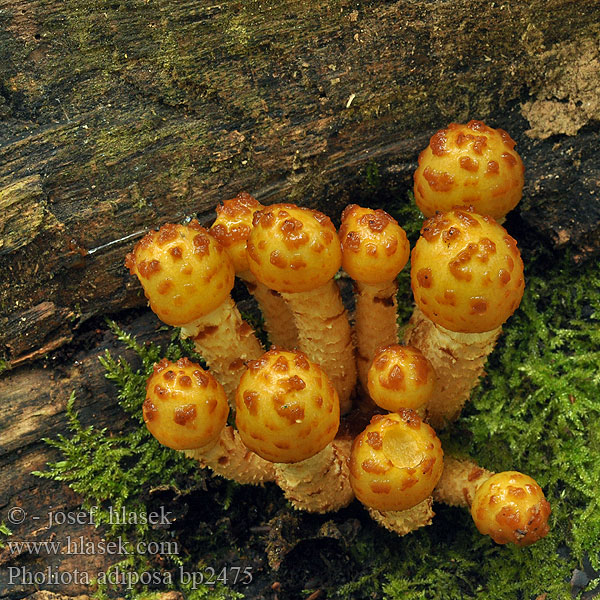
[0, 521, 13, 550]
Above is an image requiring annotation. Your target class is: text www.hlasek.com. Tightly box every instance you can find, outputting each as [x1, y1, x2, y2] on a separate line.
[7, 536, 178, 556]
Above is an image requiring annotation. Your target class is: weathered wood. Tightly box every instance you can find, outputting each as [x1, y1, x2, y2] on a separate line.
[0, 312, 169, 599]
[0, 175, 48, 255]
[1, 0, 599, 365]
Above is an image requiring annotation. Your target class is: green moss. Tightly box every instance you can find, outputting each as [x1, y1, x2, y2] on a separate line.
[0, 521, 13, 550]
[364, 160, 381, 190]
[33, 325, 207, 540]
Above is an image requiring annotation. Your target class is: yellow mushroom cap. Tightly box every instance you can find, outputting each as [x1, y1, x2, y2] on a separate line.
[142, 358, 230, 451]
[246, 203, 342, 293]
[235, 349, 340, 463]
[210, 192, 264, 273]
[413, 120, 525, 220]
[367, 345, 435, 412]
[410, 209, 525, 333]
[339, 205, 410, 284]
[349, 410, 444, 512]
[470, 471, 551, 546]
[125, 221, 235, 326]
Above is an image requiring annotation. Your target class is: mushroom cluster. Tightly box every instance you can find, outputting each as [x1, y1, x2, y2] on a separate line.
[125, 120, 551, 546]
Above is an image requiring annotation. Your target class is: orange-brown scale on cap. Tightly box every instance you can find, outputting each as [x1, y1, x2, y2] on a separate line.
[429, 129, 448, 156]
[366, 430, 383, 450]
[243, 390, 259, 415]
[270, 250, 287, 269]
[459, 156, 479, 172]
[470, 471, 551, 546]
[349, 411, 443, 512]
[280, 217, 309, 249]
[126, 222, 234, 326]
[247, 204, 342, 293]
[442, 227, 460, 245]
[411, 209, 525, 333]
[486, 160, 500, 175]
[211, 223, 250, 245]
[339, 205, 410, 284]
[174, 405, 196, 425]
[192, 232, 211, 256]
[448, 243, 478, 282]
[273, 395, 305, 423]
[420, 213, 451, 243]
[272, 355, 290, 372]
[235, 349, 340, 464]
[155, 223, 178, 245]
[358, 209, 392, 232]
[416, 268, 433, 288]
[135, 259, 161, 279]
[497, 128, 517, 149]
[467, 119, 495, 134]
[423, 168, 455, 192]
[143, 358, 229, 451]
[414, 121, 525, 220]
[362, 458, 388, 475]
[367, 345, 435, 413]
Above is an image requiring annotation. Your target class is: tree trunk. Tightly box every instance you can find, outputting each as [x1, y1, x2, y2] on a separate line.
[1, 0, 599, 366]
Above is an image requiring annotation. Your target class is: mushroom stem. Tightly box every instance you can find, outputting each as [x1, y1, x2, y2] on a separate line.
[275, 439, 355, 513]
[367, 498, 435, 536]
[239, 270, 299, 350]
[432, 456, 493, 508]
[404, 307, 501, 428]
[338, 205, 409, 394]
[354, 280, 399, 388]
[184, 426, 276, 485]
[280, 280, 356, 414]
[181, 297, 264, 403]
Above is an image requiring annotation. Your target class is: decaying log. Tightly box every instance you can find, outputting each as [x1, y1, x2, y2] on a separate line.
[0, 0, 599, 366]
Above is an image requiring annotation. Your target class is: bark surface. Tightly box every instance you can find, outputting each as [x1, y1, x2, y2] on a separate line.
[1, 0, 599, 366]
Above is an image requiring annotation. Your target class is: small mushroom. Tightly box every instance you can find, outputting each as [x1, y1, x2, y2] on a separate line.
[339, 205, 410, 388]
[235, 348, 354, 513]
[367, 345, 435, 416]
[434, 457, 551, 546]
[413, 120, 525, 222]
[349, 410, 444, 535]
[470, 471, 551, 546]
[125, 221, 264, 403]
[405, 209, 525, 427]
[246, 204, 356, 413]
[143, 358, 274, 484]
[210, 192, 298, 349]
